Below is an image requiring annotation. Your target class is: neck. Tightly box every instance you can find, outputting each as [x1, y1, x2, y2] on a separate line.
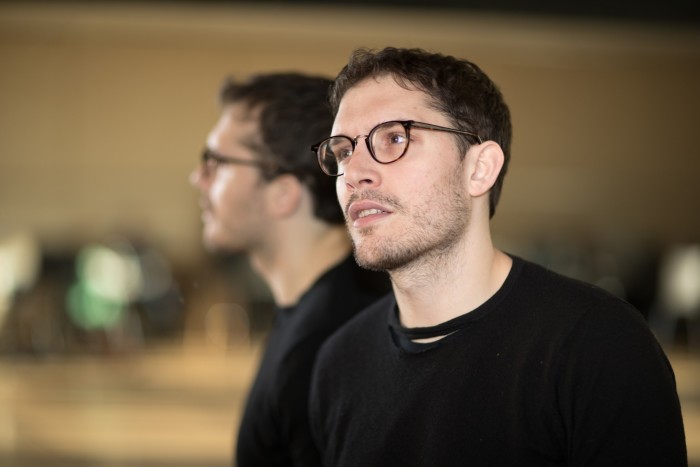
[250, 225, 351, 307]
[390, 223, 511, 329]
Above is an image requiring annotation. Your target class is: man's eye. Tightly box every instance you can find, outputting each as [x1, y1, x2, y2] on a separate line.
[389, 134, 406, 144]
[377, 132, 406, 147]
[332, 146, 352, 161]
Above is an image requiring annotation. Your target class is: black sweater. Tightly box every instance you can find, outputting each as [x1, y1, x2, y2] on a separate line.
[310, 255, 687, 466]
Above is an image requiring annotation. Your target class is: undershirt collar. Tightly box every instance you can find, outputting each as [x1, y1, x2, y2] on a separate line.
[388, 254, 522, 353]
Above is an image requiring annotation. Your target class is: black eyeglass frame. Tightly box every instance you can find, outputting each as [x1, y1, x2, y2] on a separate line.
[311, 120, 483, 177]
[200, 148, 278, 176]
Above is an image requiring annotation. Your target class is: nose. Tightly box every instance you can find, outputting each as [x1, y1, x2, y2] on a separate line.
[343, 136, 379, 190]
[189, 163, 207, 190]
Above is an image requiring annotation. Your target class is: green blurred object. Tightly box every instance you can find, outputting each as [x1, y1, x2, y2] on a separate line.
[67, 282, 125, 330]
[65, 244, 140, 330]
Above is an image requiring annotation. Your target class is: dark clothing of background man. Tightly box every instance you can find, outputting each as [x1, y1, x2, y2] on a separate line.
[238, 255, 388, 466]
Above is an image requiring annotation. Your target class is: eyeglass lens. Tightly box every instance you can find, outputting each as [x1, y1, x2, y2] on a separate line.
[319, 121, 408, 176]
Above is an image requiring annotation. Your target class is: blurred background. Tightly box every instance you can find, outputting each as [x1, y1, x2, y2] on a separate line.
[1, 1, 699, 465]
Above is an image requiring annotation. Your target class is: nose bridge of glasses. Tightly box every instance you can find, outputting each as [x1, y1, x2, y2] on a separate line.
[352, 133, 370, 148]
[348, 134, 372, 160]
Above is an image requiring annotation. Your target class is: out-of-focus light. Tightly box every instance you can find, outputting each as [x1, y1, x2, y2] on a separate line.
[0, 232, 41, 320]
[79, 244, 142, 303]
[67, 282, 124, 330]
[659, 244, 700, 317]
[66, 242, 143, 330]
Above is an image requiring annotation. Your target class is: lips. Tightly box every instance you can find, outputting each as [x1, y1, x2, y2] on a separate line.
[347, 199, 392, 227]
[198, 198, 214, 222]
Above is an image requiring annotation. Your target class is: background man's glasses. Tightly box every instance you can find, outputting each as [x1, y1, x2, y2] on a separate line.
[200, 148, 276, 177]
[311, 120, 482, 177]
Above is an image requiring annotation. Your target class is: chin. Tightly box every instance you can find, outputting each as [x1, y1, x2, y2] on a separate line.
[202, 230, 228, 253]
[353, 244, 409, 272]
[202, 238, 223, 253]
[204, 232, 246, 255]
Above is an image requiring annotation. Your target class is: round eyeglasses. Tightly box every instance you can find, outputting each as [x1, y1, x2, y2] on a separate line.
[311, 120, 482, 177]
[200, 148, 278, 178]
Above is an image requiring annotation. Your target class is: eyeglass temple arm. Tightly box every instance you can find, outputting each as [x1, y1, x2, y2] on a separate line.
[409, 121, 483, 144]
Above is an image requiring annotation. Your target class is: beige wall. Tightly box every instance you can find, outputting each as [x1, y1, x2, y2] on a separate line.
[1, 2, 699, 267]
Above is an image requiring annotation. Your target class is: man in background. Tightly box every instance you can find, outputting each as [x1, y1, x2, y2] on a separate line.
[190, 72, 388, 466]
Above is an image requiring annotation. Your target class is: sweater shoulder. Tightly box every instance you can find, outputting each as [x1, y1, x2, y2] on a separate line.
[518, 257, 640, 313]
[510, 257, 652, 349]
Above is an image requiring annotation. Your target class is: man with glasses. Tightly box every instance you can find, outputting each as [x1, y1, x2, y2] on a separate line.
[309, 48, 687, 466]
[190, 72, 389, 467]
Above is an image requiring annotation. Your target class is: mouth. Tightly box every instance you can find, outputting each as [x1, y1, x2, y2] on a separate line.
[357, 208, 386, 219]
[347, 199, 393, 227]
[198, 199, 213, 222]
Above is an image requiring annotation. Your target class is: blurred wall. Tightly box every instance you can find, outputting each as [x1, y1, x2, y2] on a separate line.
[1, 2, 699, 268]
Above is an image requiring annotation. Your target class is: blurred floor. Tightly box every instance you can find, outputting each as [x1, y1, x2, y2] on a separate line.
[0, 343, 698, 466]
[0, 343, 262, 467]
[674, 351, 700, 466]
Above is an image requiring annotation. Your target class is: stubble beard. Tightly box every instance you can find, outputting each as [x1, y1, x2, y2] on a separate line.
[349, 171, 471, 274]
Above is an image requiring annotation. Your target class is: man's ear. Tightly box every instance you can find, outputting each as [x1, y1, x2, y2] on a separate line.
[468, 142, 504, 198]
[265, 174, 303, 218]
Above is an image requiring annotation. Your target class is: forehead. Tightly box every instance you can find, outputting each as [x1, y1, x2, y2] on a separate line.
[333, 75, 441, 132]
[208, 102, 261, 150]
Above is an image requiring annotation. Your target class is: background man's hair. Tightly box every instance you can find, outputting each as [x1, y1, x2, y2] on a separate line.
[220, 72, 342, 224]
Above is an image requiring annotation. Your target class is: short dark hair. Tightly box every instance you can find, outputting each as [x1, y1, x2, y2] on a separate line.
[219, 73, 342, 224]
[330, 47, 512, 218]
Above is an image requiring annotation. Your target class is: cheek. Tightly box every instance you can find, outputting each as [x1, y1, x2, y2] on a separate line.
[208, 175, 255, 225]
[336, 178, 347, 210]
[210, 170, 244, 201]
[209, 178, 230, 208]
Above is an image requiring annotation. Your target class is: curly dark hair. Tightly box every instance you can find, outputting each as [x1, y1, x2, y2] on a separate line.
[219, 72, 342, 224]
[330, 47, 512, 218]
